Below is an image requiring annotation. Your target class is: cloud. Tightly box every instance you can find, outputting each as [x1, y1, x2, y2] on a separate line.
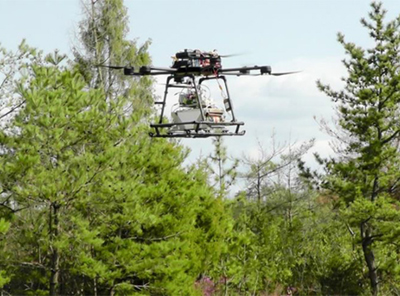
[225, 56, 346, 140]
[302, 138, 334, 168]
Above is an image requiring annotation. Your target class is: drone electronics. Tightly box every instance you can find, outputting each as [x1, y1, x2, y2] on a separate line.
[101, 49, 298, 138]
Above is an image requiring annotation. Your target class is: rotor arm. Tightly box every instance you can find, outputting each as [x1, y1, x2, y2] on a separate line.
[99, 65, 177, 76]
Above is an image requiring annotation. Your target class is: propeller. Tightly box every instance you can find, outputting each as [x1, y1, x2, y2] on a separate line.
[271, 71, 301, 76]
[96, 63, 301, 77]
[221, 70, 301, 77]
[219, 52, 246, 58]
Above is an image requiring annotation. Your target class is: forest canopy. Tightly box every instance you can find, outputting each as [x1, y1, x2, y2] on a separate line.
[1, 1, 400, 295]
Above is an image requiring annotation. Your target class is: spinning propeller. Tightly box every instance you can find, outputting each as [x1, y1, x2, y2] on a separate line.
[97, 64, 299, 77]
[97, 49, 299, 78]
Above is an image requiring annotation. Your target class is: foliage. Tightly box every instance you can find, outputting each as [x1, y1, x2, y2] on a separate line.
[0, 40, 43, 126]
[2, 1, 400, 295]
[0, 1, 230, 295]
[206, 137, 239, 197]
[241, 138, 313, 203]
[316, 2, 400, 295]
[0, 51, 228, 295]
[73, 0, 153, 116]
[0, 218, 10, 288]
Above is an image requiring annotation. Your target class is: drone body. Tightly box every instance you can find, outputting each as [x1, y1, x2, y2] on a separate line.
[103, 49, 297, 138]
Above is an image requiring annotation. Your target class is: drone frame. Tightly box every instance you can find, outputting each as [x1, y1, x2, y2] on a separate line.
[149, 74, 245, 138]
[100, 49, 298, 138]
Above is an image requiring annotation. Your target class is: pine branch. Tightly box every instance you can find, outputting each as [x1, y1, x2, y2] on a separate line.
[128, 231, 184, 242]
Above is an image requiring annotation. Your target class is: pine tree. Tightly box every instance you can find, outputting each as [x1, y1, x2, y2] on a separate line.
[317, 2, 400, 294]
[212, 139, 316, 295]
[0, 52, 118, 295]
[70, 1, 230, 294]
[0, 218, 10, 288]
[73, 0, 153, 115]
[207, 137, 238, 197]
[0, 49, 228, 295]
[0, 1, 231, 294]
[0, 40, 42, 123]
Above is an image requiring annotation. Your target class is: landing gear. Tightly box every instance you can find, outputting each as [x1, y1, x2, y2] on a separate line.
[150, 74, 245, 138]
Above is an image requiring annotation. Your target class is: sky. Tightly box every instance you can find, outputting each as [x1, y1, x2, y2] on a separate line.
[1, 0, 400, 187]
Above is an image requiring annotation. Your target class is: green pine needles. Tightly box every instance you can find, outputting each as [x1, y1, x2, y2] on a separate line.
[1, 1, 400, 295]
[317, 2, 400, 295]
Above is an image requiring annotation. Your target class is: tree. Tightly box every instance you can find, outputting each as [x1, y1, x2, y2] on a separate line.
[0, 49, 229, 295]
[69, 1, 230, 294]
[317, 2, 400, 295]
[0, 41, 39, 117]
[0, 40, 39, 291]
[206, 137, 238, 197]
[73, 0, 153, 116]
[241, 138, 312, 203]
[208, 138, 321, 295]
[0, 218, 10, 288]
[0, 53, 112, 295]
[0, 43, 46, 292]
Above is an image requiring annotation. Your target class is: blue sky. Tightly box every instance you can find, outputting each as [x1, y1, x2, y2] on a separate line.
[1, 0, 400, 177]
[2, 1, 399, 61]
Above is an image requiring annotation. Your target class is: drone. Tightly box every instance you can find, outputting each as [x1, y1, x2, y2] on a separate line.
[103, 49, 298, 138]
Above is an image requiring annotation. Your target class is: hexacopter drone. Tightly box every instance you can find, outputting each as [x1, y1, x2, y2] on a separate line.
[104, 49, 297, 138]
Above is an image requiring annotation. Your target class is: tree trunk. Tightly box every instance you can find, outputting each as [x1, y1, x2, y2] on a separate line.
[49, 202, 60, 296]
[93, 276, 98, 296]
[257, 166, 261, 203]
[361, 223, 379, 296]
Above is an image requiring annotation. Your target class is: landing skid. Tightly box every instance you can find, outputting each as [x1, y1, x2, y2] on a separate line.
[151, 74, 245, 138]
[149, 121, 245, 138]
